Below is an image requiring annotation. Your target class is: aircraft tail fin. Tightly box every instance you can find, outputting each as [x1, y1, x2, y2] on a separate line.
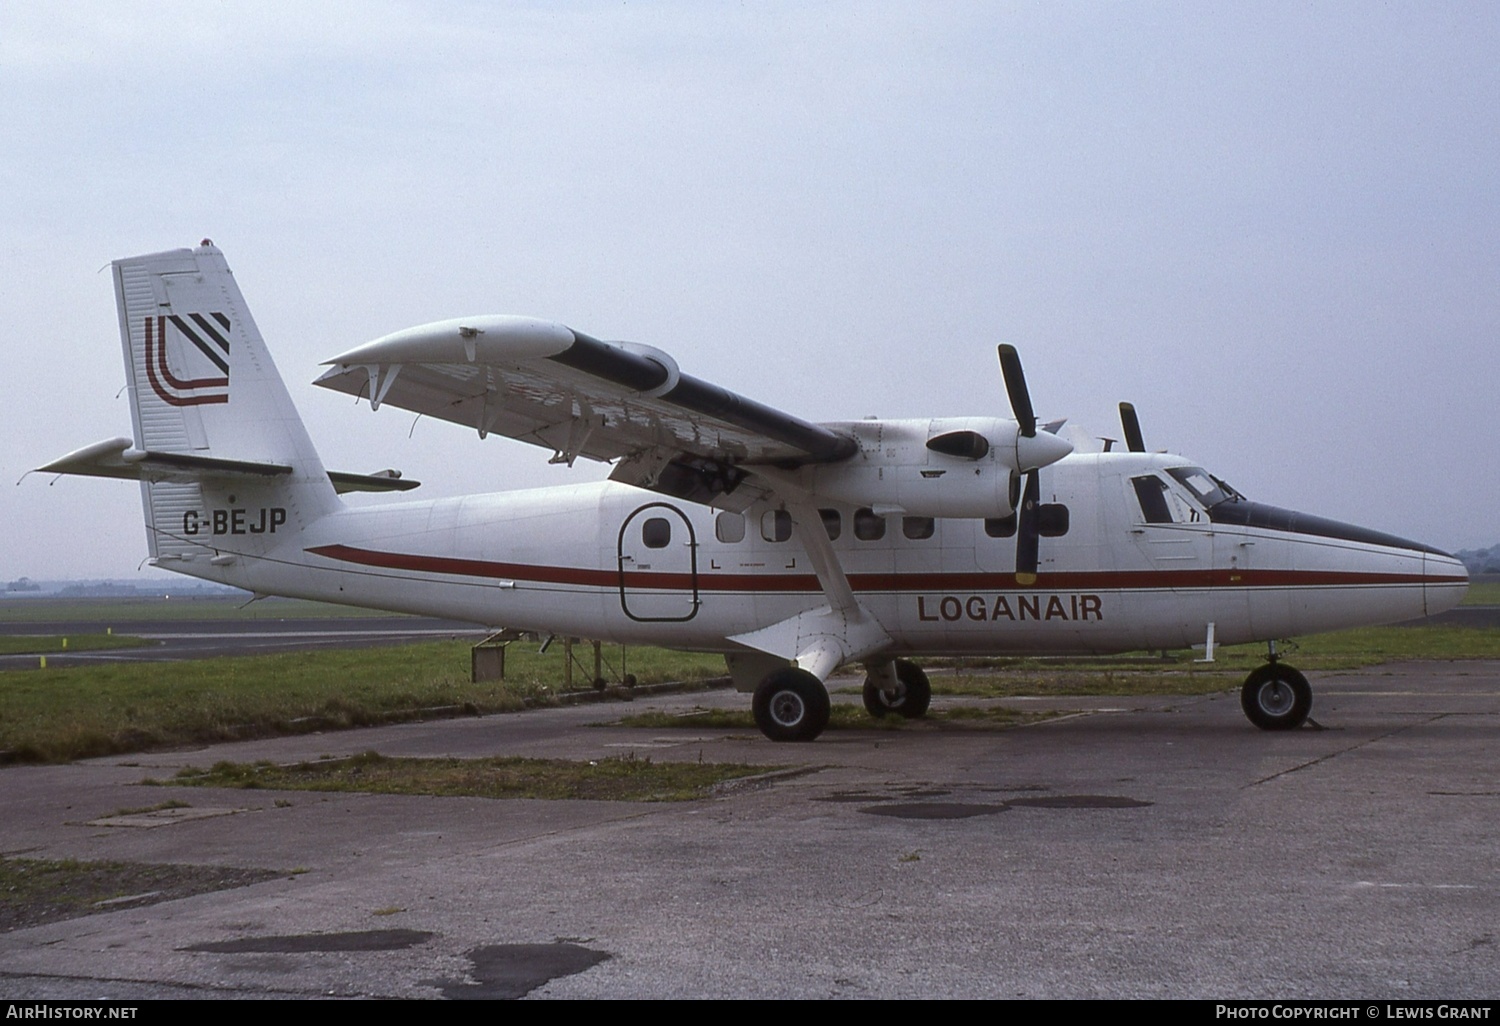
[111, 242, 340, 564]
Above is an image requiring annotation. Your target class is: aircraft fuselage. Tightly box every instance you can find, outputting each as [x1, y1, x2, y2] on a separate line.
[159, 450, 1468, 668]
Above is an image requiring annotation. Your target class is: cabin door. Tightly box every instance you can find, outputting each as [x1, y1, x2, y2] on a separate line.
[617, 503, 699, 622]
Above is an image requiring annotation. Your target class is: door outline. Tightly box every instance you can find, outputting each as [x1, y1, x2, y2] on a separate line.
[617, 502, 700, 622]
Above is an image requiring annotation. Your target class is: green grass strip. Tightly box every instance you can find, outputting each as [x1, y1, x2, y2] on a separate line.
[0, 634, 152, 656]
[615, 703, 1051, 731]
[1460, 581, 1500, 606]
[0, 857, 281, 932]
[0, 641, 725, 764]
[158, 751, 776, 802]
[2, 624, 1493, 764]
[0, 595, 411, 623]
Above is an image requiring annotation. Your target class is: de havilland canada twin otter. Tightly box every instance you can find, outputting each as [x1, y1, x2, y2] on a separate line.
[41, 243, 1469, 741]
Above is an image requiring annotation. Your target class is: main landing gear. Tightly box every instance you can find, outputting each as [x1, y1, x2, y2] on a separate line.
[750, 659, 933, 742]
[862, 659, 932, 720]
[1240, 655, 1312, 731]
[752, 668, 831, 742]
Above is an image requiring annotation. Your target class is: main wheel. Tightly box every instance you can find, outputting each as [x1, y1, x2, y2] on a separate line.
[862, 660, 932, 719]
[1241, 663, 1312, 731]
[752, 668, 831, 742]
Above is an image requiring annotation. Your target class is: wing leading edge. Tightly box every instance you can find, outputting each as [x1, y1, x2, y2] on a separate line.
[315, 316, 856, 507]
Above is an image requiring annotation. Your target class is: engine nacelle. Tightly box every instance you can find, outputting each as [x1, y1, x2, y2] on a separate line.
[799, 418, 1026, 519]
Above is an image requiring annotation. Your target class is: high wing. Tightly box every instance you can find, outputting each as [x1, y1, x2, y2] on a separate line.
[314, 316, 856, 509]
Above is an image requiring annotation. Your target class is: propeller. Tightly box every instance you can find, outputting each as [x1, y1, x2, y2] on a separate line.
[1014, 469, 1041, 584]
[1119, 401, 1146, 453]
[997, 344, 1036, 438]
[997, 345, 1073, 585]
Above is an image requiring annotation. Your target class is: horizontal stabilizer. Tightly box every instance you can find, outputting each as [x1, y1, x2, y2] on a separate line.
[37, 438, 415, 492]
[37, 438, 291, 481]
[327, 469, 421, 494]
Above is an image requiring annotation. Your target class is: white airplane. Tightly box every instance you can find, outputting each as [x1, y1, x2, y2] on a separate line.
[39, 242, 1469, 741]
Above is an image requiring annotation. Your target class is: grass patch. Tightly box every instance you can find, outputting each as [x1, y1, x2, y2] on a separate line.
[0, 595, 413, 623]
[934, 706, 1064, 725]
[1461, 581, 1500, 606]
[158, 751, 775, 802]
[614, 703, 1053, 732]
[923, 624, 1500, 698]
[927, 668, 1236, 699]
[1, 621, 1491, 764]
[0, 634, 152, 656]
[0, 857, 280, 932]
[0, 641, 725, 765]
[1255, 625, 1500, 665]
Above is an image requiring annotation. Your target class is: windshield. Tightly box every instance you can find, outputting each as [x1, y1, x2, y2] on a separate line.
[1166, 466, 1236, 508]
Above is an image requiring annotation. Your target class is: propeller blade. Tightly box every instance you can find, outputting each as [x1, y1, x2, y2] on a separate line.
[1015, 469, 1040, 584]
[1119, 402, 1145, 453]
[997, 344, 1037, 438]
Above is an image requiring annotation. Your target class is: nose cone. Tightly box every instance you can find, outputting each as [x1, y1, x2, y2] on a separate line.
[1206, 500, 1470, 631]
[1015, 429, 1073, 472]
[1423, 552, 1470, 617]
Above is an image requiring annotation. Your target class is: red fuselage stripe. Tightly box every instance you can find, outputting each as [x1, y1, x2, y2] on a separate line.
[305, 543, 1457, 592]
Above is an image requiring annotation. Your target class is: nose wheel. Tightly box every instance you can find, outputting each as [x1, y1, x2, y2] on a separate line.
[1241, 663, 1312, 730]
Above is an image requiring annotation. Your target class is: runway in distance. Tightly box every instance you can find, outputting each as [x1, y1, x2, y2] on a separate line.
[39, 243, 1469, 741]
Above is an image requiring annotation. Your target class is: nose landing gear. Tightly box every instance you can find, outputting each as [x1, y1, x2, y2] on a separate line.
[1240, 660, 1312, 731]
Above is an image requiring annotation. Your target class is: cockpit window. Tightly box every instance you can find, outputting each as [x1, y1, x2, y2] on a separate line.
[1211, 474, 1245, 501]
[1166, 467, 1232, 508]
[1132, 476, 1174, 524]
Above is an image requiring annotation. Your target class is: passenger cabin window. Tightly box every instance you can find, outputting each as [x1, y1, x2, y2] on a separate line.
[853, 507, 886, 541]
[986, 508, 1066, 537]
[820, 508, 841, 540]
[761, 509, 792, 543]
[985, 514, 1017, 538]
[902, 516, 935, 540]
[642, 517, 671, 549]
[715, 511, 745, 544]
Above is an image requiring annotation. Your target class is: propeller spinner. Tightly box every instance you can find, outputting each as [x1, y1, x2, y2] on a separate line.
[997, 345, 1071, 473]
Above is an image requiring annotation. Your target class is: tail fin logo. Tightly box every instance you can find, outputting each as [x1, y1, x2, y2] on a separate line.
[144, 313, 231, 406]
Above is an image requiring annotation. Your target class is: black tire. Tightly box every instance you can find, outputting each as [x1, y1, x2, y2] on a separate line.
[861, 660, 932, 719]
[1241, 663, 1312, 730]
[752, 668, 831, 742]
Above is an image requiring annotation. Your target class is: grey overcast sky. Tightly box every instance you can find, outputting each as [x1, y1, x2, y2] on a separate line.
[3, 1, 1496, 581]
